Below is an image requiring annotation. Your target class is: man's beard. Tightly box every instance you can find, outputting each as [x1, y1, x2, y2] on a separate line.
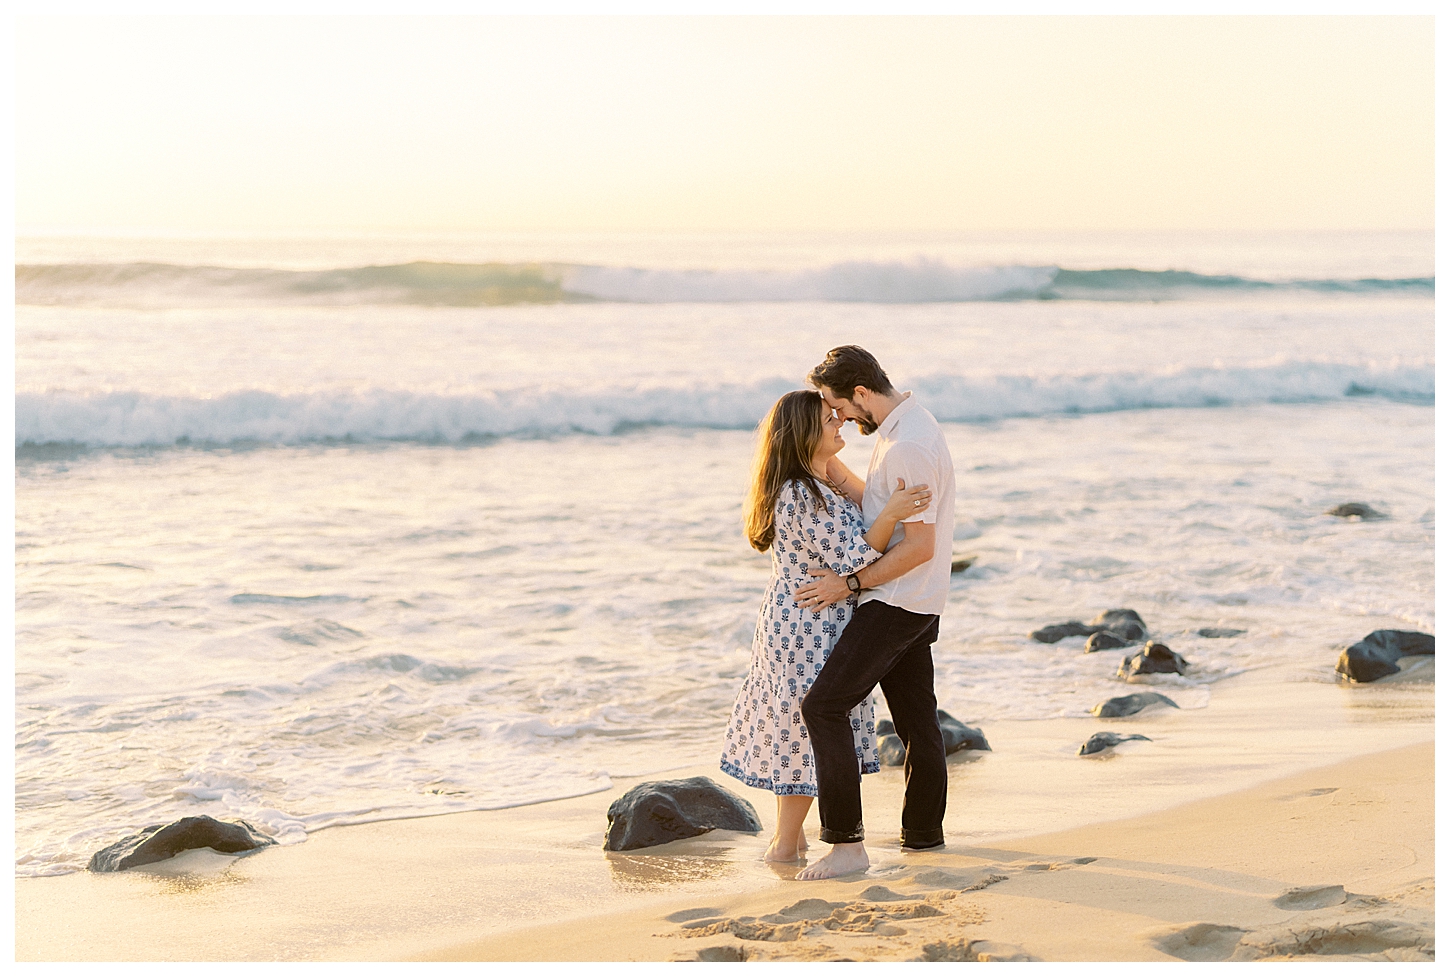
[854, 416, 878, 436]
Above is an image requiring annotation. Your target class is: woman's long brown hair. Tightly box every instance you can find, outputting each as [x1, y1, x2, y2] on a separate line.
[743, 390, 829, 552]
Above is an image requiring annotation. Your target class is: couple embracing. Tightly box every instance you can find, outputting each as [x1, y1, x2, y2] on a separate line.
[720, 345, 956, 881]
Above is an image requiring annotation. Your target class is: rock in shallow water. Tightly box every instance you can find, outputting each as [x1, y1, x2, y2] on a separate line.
[1078, 732, 1151, 756]
[1091, 691, 1180, 717]
[1090, 608, 1147, 641]
[1325, 502, 1388, 520]
[88, 816, 276, 873]
[604, 776, 761, 852]
[1029, 621, 1094, 644]
[1118, 642, 1189, 680]
[1335, 630, 1435, 683]
[877, 710, 989, 766]
[1197, 627, 1246, 638]
[1084, 630, 1131, 653]
[1032, 608, 1147, 646]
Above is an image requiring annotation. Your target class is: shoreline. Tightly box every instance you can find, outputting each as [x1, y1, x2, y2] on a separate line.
[15, 662, 1433, 961]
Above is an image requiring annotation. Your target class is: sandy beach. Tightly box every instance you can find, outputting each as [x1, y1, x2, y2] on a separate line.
[16, 668, 1433, 962]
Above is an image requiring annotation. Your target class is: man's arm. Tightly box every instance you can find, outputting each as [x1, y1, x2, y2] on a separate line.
[793, 520, 934, 610]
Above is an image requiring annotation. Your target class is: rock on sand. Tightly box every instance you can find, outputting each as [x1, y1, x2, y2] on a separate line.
[1091, 691, 1179, 718]
[877, 710, 989, 766]
[604, 776, 761, 852]
[88, 815, 276, 873]
[1335, 630, 1434, 684]
[1078, 732, 1152, 756]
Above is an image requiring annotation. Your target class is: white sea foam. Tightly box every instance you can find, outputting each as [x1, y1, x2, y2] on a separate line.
[561, 261, 1057, 302]
[16, 361, 1432, 448]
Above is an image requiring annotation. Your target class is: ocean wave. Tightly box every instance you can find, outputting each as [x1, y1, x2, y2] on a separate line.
[15, 260, 1434, 307]
[15, 362, 1432, 450]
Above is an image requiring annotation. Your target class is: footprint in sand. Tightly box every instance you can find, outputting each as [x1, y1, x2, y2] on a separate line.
[1232, 918, 1434, 960]
[1143, 921, 1248, 961]
[1278, 787, 1340, 801]
[1149, 899, 1435, 963]
[1273, 884, 1347, 911]
[918, 939, 1039, 961]
[1016, 856, 1098, 872]
[675, 895, 948, 942]
[908, 867, 1010, 890]
[857, 885, 911, 902]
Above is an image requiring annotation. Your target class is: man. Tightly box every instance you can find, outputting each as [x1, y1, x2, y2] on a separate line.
[793, 345, 956, 880]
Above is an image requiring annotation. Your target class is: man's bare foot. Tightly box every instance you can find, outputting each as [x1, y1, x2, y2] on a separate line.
[795, 842, 869, 880]
[762, 837, 803, 862]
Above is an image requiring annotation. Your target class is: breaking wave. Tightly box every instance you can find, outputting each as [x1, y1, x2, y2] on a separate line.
[17, 361, 1432, 450]
[15, 260, 1434, 307]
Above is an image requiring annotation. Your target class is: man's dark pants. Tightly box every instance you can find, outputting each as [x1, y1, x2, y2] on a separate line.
[801, 600, 947, 848]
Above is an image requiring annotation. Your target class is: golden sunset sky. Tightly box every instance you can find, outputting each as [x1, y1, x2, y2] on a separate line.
[15, 15, 1434, 232]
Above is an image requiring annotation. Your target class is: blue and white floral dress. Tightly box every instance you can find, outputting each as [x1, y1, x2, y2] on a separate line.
[720, 479, 883, 796]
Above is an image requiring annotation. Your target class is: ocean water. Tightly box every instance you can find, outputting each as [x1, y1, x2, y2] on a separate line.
[14, 231, 1434, 877]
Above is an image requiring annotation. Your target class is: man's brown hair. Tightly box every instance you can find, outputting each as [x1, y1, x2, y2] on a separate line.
[806, 345, 894, 400]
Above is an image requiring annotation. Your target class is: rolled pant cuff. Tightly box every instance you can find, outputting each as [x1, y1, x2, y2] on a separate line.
[819, 824, 865, 845]
[900, 828, 945, 849]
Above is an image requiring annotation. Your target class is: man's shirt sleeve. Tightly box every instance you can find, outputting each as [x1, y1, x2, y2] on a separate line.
[882, 441, 940, 524]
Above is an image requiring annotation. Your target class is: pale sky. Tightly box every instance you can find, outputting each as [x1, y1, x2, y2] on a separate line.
[14, 15, 1434, 233]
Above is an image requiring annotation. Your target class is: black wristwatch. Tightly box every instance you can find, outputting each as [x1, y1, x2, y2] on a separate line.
[846, 573, 861, 595]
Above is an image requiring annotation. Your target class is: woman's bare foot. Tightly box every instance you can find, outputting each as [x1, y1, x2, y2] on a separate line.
[795, 842, 870, 880]
[763, 837, 803, 862]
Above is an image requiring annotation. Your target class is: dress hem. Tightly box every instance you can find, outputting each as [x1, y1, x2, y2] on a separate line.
[718, 757, 881, 797]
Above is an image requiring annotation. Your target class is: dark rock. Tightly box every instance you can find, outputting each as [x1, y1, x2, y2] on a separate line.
[1335, 630, 1435, 684]
[1030, 621, 1094, 644]
[950, 555, 977, 573]
[876, 710, 989, 767]
[1033, 608, 1146, 645]
[1326, 502, 1387, 520]
[878, 732, 907, 766]
[87, 816, 276, 873]
[1084, 630, 1131, 653]
[1118, 642, 1189, 680]
[1078, 732, 1151, 756]
[1197, 628, 1246, 638]
[937, 710, 991, 754]
[604, 776, 761, 852]
[1091, 692, 1180, 718]
[1091, 609, 1147, 641]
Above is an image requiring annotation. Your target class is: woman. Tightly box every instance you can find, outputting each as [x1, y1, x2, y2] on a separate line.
[720, 390, 931, 862]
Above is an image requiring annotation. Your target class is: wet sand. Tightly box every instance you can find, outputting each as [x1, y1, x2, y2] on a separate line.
[423, 741, 1434, 962]
[15, 670, 1433, 962]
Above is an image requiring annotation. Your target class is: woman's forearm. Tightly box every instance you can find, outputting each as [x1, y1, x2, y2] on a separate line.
[863, 511, 898, 554]
[826, 456, 865, 506]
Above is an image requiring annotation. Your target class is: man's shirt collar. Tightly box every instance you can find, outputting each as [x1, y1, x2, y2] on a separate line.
[877, 391, 915, 436]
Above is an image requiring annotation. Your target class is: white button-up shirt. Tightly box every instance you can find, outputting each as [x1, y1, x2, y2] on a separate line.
[859, 393, 956, 616]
